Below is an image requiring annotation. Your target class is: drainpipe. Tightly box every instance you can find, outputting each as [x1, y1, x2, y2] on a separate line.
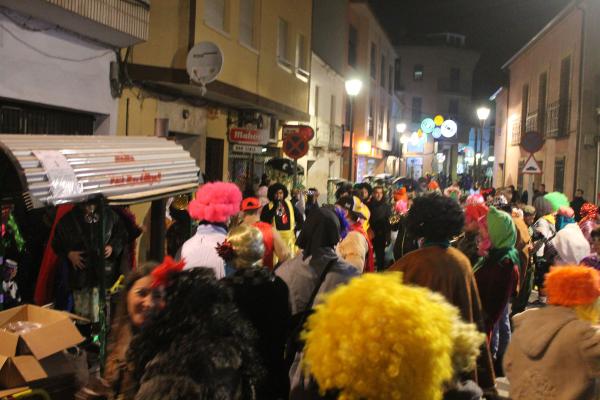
[574, 2, 586, 198]
[504, 75, 511, 188]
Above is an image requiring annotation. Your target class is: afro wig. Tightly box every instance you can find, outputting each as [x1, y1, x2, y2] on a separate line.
[135, 376, 203, 400]
[188, 182, 242, 223]
[128, 268, 264, 398]
[267, 183, 289, 202]
[302, 273, 483, 400]
[407, 193, 465, 242]
[545, 266, 600, 307]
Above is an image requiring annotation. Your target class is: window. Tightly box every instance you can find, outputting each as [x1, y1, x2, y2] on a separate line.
[413, 64, 423, 81]
[450, 67, 460, 91]
[348, 25, 358, 67]
[314, 85, 320, 121]
[558, 56, 571, 136]
[380, 54, 386, 88]
[368, 98, 374, 137]
[394, 58, 402, 90]
[388, 65, 393, 94]
[538, 72, 547, 135]
[521, 84, 529, 136]
[370, 43, 377, 79]
[378, 105, 385, 141]
[330, 95, 336, 124]
[239, 0, 255, 47]
[448, 99, 459, 118]
[554, 157, 565, 193]
[296, 34, 308, 75]
[412, 97, 422, 123]
[277, 18, 290, 66]
[205, 0, 227, 32]
[387, 107, 392, 143]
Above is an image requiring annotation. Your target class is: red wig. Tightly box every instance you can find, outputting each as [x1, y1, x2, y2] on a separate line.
[188, 182, 242, 223]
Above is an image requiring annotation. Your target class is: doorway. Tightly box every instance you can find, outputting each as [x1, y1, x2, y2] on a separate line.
[205, 137, 224, 182]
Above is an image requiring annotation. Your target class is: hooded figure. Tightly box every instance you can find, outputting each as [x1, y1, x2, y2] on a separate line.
[260, 183, 304, 253]
[473, 206, 520, 338]
[180, 182, 242, 278]
[546, 223, 590, 265]
[275, 207, 359, 398]
[504, 266, 600, 400]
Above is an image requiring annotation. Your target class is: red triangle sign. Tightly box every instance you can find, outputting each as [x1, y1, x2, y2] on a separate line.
[522, 154, 542, 174]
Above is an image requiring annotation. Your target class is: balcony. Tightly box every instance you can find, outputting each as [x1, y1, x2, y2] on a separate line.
[329, 125, 343, 151]
[511, 119, 522, 145]
[545, 100, 571, 138]
[437, 78, 471, 96]
[0, 0, 150, 47]
[525, 110, 537, 133]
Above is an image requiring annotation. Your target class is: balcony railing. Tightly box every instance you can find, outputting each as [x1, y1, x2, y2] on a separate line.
[525, 111, 537, 133]
[545, 100, 571, 138]
[0, 0, 150, 47]
[310, 116, 343, 151]
[511, 119, 522, 145]
[329, 125, 343, 151]
[437, 78, 471, 96]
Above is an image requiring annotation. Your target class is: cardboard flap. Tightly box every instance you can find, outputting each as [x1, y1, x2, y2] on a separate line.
[0, 331, 19, 357]
[0, 355, 8, 370]
[21, 319, 83, 359]
[0, 306, 27, 327]
[12, 356, 47, 382]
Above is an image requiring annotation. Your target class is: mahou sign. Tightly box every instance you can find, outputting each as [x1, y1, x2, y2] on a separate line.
[228, 127, 269, 145]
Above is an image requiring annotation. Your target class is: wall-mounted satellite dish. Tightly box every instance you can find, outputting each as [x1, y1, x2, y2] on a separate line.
[186, 42, 224, 95]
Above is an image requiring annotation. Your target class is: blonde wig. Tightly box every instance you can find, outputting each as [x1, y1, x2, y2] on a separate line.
[227, 224, 265, 269]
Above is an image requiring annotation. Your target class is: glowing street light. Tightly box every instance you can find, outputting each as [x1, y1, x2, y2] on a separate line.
[477, 107, 491, 121]
[345, 79, 363, 97]
[396, 122, 407, 133]
[474, 106, 491, 182]
[488, 156, 495, 162]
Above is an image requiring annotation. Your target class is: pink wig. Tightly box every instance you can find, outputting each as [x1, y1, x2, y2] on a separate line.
[395, 200, 408, 215]
[477, 216, 492, 256]
[188, 182, 242, 223]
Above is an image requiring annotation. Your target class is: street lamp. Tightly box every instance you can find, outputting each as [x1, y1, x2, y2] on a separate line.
[396, 122, 407, 133]
[475, 106, 491, 183]
[345, 78, 363, 181]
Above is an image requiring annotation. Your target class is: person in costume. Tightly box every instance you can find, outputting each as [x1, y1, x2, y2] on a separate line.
[368, 186, 392, 271]
[128, 263, 264, 399]
[544, 206, 590, 266]
[165, 195, 192, 258]
[504, 266, 600, 400]
[456, 194, 489, 267]
[240, 197, 290, 270]
[579, 202, 599, 244]
[388, 193, 497, 396]
[531, 196, 557, 304]
[581, 226, 600, 270]
[52, 198, 127, 323]
[302, 273, 486, 400]
[180, 182, 242, 278]
[104, 261, 158, 400]
[335, 195, 374, 273]
[570, 188, 587, 221]
[260, 182, 304, 253]
[275, 206, 359, 397]
[220, 224, 291, 399]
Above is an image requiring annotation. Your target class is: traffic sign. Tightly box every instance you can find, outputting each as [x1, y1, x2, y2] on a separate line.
[283, 132, 309, 160]
[521, 131, 544, 153]
[522, 154, 542, 174]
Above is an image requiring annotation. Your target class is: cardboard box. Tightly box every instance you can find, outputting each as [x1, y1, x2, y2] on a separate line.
[0, 305, 84, 388]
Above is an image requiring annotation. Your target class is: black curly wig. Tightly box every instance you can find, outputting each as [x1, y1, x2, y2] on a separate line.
[406, 193, 465, 242]
[128, 267, 265, 399]
[267, 183, 288, 202]
[135, 375, 202, 400]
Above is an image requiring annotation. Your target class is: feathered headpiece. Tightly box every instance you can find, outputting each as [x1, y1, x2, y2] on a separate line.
[215, 240, 236, 263]
[580, 203, 598, 225]
[151, 256, 186, 288]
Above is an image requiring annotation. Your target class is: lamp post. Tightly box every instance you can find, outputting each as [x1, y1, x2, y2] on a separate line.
[476, 106, 490, 184]
[345, 78, 363, 181]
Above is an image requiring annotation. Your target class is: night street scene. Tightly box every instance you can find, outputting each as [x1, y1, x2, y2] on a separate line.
[2, 0, 600, 399]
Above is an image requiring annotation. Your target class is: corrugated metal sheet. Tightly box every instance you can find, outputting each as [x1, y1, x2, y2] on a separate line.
[0, 134, 200, 208]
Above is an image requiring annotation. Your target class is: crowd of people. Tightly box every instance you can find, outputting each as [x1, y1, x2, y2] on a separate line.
[52, 176, 600, 399]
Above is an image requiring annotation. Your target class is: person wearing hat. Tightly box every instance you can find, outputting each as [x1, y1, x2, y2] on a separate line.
[335, 195, 374, 273]
[504, 266, 600, 400]
[260, 182, 304, 253]
[241, 197, 290, 270]
[180, 182, 242, 278]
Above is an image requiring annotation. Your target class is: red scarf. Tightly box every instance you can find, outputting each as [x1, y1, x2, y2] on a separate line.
[351, 222, 375, 273]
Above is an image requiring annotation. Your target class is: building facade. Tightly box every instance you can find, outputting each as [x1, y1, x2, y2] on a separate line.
[120, 0, 312, 186]
[0, 0, 149, 135]
[346, 0, 397, 181]
[395, 34, 480, 181]
[494, 0, 600, 200]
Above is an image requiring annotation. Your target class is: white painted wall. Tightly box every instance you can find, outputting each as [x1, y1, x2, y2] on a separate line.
[0, 12, 118, 133]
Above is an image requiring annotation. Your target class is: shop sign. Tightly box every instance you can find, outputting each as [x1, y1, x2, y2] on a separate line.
[232, 144, 263, 154]
[228, 127, 269, 145]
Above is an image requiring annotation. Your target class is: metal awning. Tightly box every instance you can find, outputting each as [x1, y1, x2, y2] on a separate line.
[0, 134, 200, 209]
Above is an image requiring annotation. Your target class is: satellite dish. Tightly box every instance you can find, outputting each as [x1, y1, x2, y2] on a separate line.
[186, 42, 224, 95]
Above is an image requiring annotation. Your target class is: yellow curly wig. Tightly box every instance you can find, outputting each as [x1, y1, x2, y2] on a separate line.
[302, 273, 464, 400]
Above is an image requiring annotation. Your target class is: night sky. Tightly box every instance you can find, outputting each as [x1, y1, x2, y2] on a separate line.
[370, 0, 572, 99]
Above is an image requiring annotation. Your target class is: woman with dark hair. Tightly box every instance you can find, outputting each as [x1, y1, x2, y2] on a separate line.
[128, 265, 264, 399]
[220, 224, 291, 399]
[104, 262, 159, 399]
[389, 193, 497, 397]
